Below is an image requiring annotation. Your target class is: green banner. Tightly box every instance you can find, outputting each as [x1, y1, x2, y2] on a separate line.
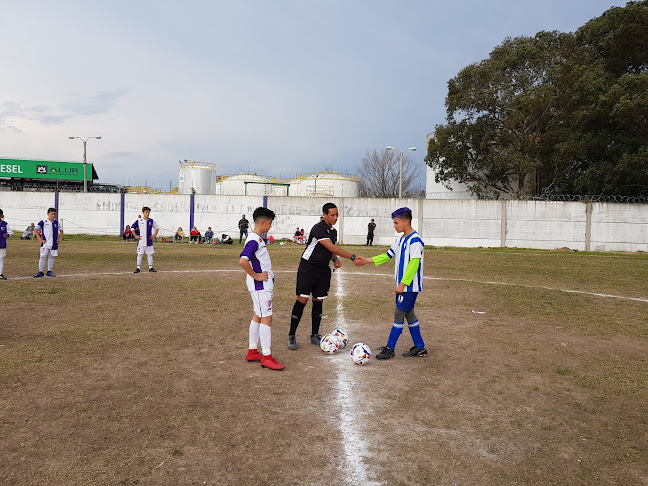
[0, 158, 92, 181]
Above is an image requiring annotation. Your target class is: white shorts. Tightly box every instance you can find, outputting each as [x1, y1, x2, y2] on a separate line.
[250, 289, 273, 318]
[0, 249, 5, 258]
[137, 245, 155, 255]
[40, 246, 58, 257]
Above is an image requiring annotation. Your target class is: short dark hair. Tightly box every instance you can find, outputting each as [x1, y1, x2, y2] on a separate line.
[395, 211, 412, 221]
[0, 209, 3, 217]
[142, 206, 151, 212]
[323, 203, 337, 215]
[253, 207, 275, 221]
[47, 207, 57, 214]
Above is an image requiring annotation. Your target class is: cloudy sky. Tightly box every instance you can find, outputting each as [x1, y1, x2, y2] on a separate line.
[0, 0, 627, 189]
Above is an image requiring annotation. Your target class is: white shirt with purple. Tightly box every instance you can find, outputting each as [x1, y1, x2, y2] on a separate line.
[0, 220, 12, 249]
[240, 231, 274, 291]
[132, 217, 159, 247]
[36, 219, 63, 250]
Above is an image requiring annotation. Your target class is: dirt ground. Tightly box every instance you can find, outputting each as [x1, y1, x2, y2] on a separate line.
[1, 239, 647, 485]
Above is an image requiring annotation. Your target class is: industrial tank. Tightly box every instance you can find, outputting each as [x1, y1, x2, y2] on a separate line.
[289, 171, 359, 197]
[216, 173, 291, 196]
[178, 161, 216, 194]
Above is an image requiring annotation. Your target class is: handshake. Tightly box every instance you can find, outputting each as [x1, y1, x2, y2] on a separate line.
[352, 256, 372, 267]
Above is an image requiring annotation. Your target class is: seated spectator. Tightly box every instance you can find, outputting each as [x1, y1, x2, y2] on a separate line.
[299, 228, 305, 244]
[190, 226, 200, 244]
[293, 227, 300, 243]
[221, 234, 233, 245]
[267, 235, 275, 244]
[174, 227, 184, 243]
[123, 225, 135, 241]
[204, 227, 214, 244]
[21, 223, 35, 240]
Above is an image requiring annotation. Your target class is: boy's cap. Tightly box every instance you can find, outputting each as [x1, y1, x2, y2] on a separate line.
[391, 207, 411, 218]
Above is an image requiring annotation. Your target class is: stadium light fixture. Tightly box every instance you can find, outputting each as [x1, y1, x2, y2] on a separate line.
[386, 146, 417, 198]
[69, 136, 102, 193]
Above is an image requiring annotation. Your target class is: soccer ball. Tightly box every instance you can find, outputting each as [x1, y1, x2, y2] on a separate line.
[350, 343, 371, 365]
[320, 334, 339, 354]
[332, 328, 348, 348]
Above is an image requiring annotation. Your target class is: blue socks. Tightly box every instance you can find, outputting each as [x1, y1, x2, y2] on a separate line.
[387, 322, 404, 349]
[408, 321, 425, 349]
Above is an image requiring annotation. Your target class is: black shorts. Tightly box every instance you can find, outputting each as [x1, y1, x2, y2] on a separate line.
[296, 261, 332, 300]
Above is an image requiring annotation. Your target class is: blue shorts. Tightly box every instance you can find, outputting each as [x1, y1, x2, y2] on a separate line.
[395, 292, 418, 312]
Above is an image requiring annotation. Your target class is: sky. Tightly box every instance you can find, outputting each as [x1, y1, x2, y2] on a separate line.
[0, 0, 629, 190]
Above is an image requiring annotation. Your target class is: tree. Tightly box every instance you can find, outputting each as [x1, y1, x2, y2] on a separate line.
[427, 1, 648, 198]
[357, 149, 418, 198]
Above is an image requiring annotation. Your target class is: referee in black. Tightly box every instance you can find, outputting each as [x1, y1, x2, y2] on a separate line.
[288, 202, 361, 350]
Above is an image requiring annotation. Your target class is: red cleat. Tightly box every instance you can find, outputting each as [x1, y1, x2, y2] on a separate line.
[260, 354, 285, 370]
[246, 349, 263, 361]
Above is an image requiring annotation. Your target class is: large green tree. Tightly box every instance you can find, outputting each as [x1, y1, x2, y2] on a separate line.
[427, 1, 648, 198]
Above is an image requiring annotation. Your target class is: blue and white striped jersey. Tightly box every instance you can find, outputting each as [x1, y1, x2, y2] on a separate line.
[386, 231, 424, 292]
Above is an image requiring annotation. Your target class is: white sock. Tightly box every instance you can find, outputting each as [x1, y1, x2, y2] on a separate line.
[0, 255, 4, 274]
[48, 255, 54, 271]
[39, 254, 46, 272]
[136, 254, 143, 268]
[249, 320, 260, 348]
[260, 324, 272, 356]
[147, 254, 153, 268]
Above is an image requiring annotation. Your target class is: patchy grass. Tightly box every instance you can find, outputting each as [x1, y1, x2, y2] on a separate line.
[1, 239, 647, 485]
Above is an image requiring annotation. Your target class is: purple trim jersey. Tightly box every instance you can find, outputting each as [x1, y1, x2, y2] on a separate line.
[35, 219, 63, 250]
[0, 221, 12, 249]
[132, 217, 159, 247]
[240, 231, 274, 291]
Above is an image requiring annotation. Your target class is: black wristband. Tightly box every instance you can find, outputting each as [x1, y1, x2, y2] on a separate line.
[350, 254, 356, 261]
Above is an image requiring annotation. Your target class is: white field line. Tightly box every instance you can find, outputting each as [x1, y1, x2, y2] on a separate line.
[9, 268, 648, 304]
[331, 269, 380, 486]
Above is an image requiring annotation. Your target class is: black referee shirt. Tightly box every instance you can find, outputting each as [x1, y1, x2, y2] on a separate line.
[300, 220, 337, 268]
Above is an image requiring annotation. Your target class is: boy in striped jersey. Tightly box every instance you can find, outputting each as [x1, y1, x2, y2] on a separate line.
[360, 207, 427, 359]
[0, 209, 13, 280]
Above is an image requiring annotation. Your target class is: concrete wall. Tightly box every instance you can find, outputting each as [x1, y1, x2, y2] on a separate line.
[0, 191, 646, 252]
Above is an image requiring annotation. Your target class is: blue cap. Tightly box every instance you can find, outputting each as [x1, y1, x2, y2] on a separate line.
[391, 207, 411, 218]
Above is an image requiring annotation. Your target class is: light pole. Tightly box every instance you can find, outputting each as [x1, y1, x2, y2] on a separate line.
[69, 136, 102, 192]
[386, 146, 416, 198]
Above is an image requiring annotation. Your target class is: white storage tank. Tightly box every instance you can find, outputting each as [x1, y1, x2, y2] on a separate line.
[178, 161, 216, 194]
[216, 173, 291, 196]
[289, 171, 359, 197]
[425, 165, 475, 199]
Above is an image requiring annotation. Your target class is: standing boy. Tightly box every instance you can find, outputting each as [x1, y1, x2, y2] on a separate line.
[0, 209, 13, 280]
[131, 207, 159, 273]
[34, 208, 64, 277]
[287, 202, 364, 350]
[360, 207, 427, 359]
[239, 207, 284, 370]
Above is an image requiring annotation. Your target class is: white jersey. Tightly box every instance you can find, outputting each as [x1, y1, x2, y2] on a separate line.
[134, 217, 159, 247]
[240, 231, 274, 291]
[36, 219, 63, 249]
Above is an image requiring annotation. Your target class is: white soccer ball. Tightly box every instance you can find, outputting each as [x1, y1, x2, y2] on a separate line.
[332, 328, 348, 348]
[350, 343, 371, 365]
[320, 334, 339, 354]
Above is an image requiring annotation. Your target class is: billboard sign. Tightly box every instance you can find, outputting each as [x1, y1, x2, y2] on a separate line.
[0, 158, 93, 181]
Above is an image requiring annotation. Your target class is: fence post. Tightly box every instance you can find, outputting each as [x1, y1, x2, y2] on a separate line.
[120, 192, 125, 237]
[418, 199, 424, 238]
[585, 201, 593, 251]
[189, 193, 195, 231]
[500, 200, 508, 248]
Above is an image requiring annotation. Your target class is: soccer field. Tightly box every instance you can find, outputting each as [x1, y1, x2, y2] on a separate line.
[1, 238, 647, 485]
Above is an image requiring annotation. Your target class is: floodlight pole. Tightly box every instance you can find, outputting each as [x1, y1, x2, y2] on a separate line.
[386, 146, 417, 198]
[69, 136, 102, 192]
